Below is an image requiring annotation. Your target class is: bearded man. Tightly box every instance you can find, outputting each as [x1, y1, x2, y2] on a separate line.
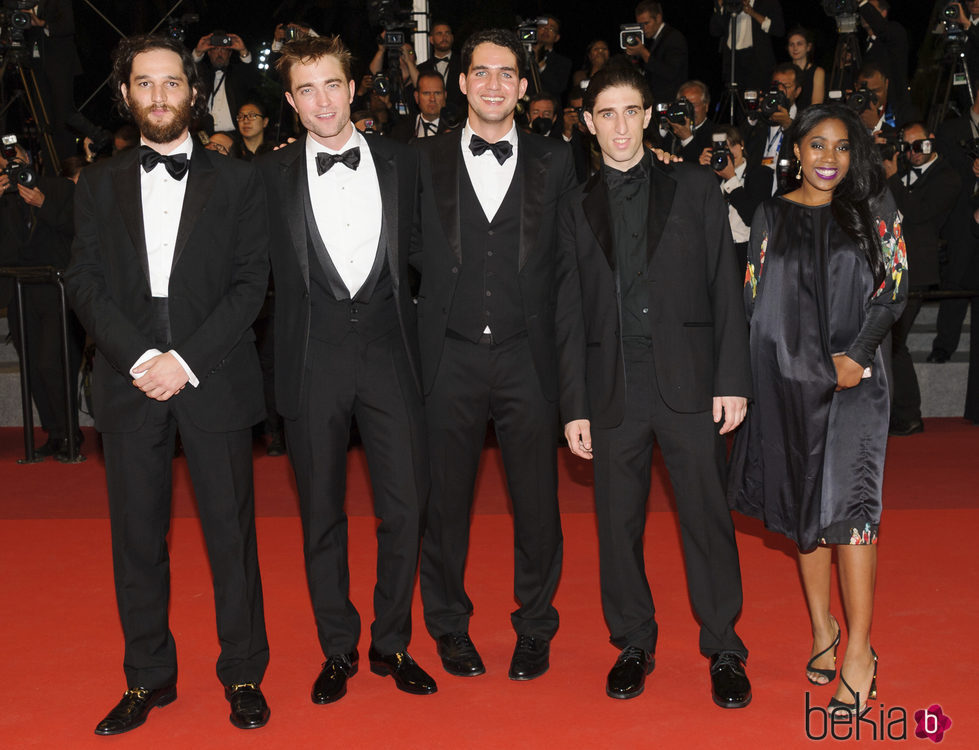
[66, 34, 272, 734]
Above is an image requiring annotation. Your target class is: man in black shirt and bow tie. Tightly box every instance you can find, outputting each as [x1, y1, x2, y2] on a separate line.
[67, 34, 271, 734]
[255, 35, 437, 704]
[415, 28, 577, 683]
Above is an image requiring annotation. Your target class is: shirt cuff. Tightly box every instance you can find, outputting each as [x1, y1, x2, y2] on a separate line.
[562, 134, 572, 142]
[760, 17, 772, 33]
[681, 134, 694, 147]
[271, 40, 284, 52]
[240, 51, 252, 64]
[192, 50, 204, 63]
[169, 350, 200, 388]
[721, 175, 744, 193]
[130, 349, 163, 379]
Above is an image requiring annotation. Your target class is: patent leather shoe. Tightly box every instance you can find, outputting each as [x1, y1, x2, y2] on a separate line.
[606, 646, 654, 699]
[94, 685, 176, 735]
[312, 650, 358, 704]
[225, 683, 270, 729]
[368, 648, 437, 694]
[709, 652, 751, 709]
[508, 634, 550, 680]
[437, 632, 486, 676]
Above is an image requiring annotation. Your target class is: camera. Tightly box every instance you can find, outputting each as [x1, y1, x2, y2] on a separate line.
[944, 2, 962, 19]
[530, 117, 553, 136]
[164, 13, 198, 44]
[710, 134, 732, 172]
[821, 0, 857, 14]
[743, 90, 761, 117]
[209, 34, 233, 47]
[619, 24, 644, 50]
[654, 102, 670, 128]
[908, 138, 934, 155]
[1, 134, 37, 193]
[845, 85, 878, 114]
[666, 98, 694, 125]
[961, 137, 979, 160]
[384, 30, 405, 47]
[877, 128, 907, 161]
[517, 16, 549, 45]
[759, 87, 789, 119]
[372, 73, 391, 97]
[776, 156, 798, 192]
[722, 0, 744, 13]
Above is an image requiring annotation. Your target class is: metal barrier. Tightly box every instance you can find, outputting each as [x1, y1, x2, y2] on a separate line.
[0, 266, 84, 464]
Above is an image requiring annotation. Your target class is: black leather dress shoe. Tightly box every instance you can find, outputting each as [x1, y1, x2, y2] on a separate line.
[437, 632, 486, 676]
[888, 418, 924, 437]
[508, 634, 550, 681]
[710, 652, 751, 708]
[225, 683, 270, 729]
[368, 648, 437, 694]
[312, 651, 359, 704]
[606, 646, 655, 699]
[94, 685, 176, 735]
[927, 349, 950, 363]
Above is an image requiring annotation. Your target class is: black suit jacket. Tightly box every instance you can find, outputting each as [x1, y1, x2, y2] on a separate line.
[255, 134, 425, 419]
[558, 158, 751, 427]
[935, 115, 979, 267]
[643, 24, 689, 105]
[198, 55, 263, 131]
[662, 120, 714, 163]
[415, 129, 578, 410]
[537, 49, 572, 98]
[66, 143, 269, 433]
[709, 0, 785, 91]
[859, 5, 910, 98]
[387, 114, 456, 144]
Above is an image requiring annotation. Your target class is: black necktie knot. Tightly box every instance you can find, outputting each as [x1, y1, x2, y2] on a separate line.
[469, 134, 513, 165]
[316, 147, 361, 175]
[138, 145, 189, 180]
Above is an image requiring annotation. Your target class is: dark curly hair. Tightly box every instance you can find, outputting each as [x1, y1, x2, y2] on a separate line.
[460, 29, 527, 80]
[785, 103, 886, 290]
[110, 34, 208, 122]
[582, 60, 652, 113]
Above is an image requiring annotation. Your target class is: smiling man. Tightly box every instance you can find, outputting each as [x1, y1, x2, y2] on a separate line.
[557, 64, 753, 707]
[255, 34, 436, 704]
[66, 34, 271, 734]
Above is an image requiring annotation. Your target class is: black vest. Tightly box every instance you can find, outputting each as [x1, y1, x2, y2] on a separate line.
[447, 161, 524, 343]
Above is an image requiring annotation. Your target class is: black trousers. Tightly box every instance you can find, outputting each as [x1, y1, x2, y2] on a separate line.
[890, 294, 924, 426]
[285, 329, 427, 656]
[591, 341, 746, 658]
[420, 334, 563, 640]
[101, 401, 268, 689]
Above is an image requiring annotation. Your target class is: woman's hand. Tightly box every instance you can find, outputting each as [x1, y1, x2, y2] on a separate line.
[832, 354, 865, 391]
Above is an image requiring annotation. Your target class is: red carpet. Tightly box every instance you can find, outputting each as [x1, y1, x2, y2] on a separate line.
[1, 421, 977, 747]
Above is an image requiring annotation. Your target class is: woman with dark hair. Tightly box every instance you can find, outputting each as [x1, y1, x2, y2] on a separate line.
[728, 104, 906, 716]
[787, 27, 825, 109]
[571, 39, 610, 90]
[235, 100, 272, 160]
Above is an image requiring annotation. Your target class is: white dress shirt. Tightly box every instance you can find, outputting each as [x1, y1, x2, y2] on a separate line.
[721, 160, 751, 244]
[460, 121, 519, 222]
[727, 0, 772, 50]
[416, 115, 441, 138]
[209, 69, 234, 132]
[305, 127, 382, 298]
[132, 134, 198, 386]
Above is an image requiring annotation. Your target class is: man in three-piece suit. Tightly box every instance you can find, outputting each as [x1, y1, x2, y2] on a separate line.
[559, 65, 753, 708]
[255, 35, 437, 704]
[66, 35, 271, 734]
[416, 29, 577, 682]
[709, 0, 785, 93]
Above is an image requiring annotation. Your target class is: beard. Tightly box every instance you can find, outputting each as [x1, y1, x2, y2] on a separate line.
[128, 93, 193, 145]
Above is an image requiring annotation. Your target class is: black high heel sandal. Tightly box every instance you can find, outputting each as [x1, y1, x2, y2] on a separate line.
[828, 647, 878, 717]
[806, 614, 840, 685]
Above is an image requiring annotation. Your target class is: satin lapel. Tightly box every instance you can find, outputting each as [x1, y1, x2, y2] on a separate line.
[518, 133, 550, 270]
[171, 142, 216, 272]
[110, 149, 149, 288]
[646, 163, 676, 265]
[431, 131, 462, 264]
[281, 141, 310, 287]
[582, 172, 615, 270]
[370, 138, 400, 295]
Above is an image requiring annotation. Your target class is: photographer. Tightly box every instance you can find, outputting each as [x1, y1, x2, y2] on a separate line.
[368, 34, 419, 118]
[858, 0, 910, 108]
[698, 125, 775, 270]
[743, 63, 800, 171]
[193, 30, 263, 133]
[659, 80, 712, 161]
[387, 71, 457, 142]
[562, 88, 596, 183]
[416, 21, 466, 117]
[624, 1, 688, 106]
[709, 0, 785, 92]
[0, 141, 83, 458]
[882, 122, 961, 436]
[532, 15, 572, 98]
[945, 1, 979, 89]
[853, 61, 919, 135]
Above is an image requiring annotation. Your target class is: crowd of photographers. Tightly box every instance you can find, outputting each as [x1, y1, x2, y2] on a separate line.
[2, 0, 979, 458]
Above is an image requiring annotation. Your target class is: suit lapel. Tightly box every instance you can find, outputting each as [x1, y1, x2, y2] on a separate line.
[281, 140, 310, 287]
[110, 148, 150, 288]
[172, 142, 216, 272]
[582, 172, 615, 269]
[431, 131, 463, 264]
[518, 132, 551, 270]
[646, 161, 676, 265]
[369, 136, 400, 296]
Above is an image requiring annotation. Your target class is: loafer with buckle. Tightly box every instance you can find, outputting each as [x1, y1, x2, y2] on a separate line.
[94, 685, 176, 735]
[225, 682, 270, 729]
[312, 650, 359, 704]
[710, 651, 751, 709]
[437, 632, 486, 676]
[368, 648, 437, 695]
[508, 634, 550, 681]
[606, 646, 655, 699]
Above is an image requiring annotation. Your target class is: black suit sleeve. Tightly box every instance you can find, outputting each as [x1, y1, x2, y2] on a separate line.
[727, 165, 774, 227]
[886, 165, 961, 233]
[643, 30, 688, 90]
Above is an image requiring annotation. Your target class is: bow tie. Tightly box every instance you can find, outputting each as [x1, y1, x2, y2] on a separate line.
[434, 56, 449, 63]
[469, 134, 513, 165]
[138, 145, 189, 180]
[604, 160, 647, 191]
[316, 147, 361, 175]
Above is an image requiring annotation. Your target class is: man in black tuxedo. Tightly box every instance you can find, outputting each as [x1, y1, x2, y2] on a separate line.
[709, 0, 785, 93]
[65, 35, 271, 734]
[192, 30, 263, 134]
[858, 0, 910, 105]
[743, 63, 801, 172]
[416, 29, 577, 682]
[256, 35, 436, 704]
[532, 15, 572, 99]
[626, 1, 688, 106]
[387, 71, 458, 143]
[416, 21, 465, 117]
[559, 65, 753, 708]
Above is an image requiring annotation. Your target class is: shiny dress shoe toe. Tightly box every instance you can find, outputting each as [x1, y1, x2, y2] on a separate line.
[368, 648, 438, 695]
[508, 634, 550, 681]
[312, 650, 359, 704]
[437, 632, 486, 676]
[225, 683, 270, 729]
[94, 685, 176, 735]
[606, 646, 655, 699]
[710, 652, 751, 709]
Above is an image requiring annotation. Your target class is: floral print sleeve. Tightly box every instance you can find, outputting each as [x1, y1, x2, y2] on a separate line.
[873, 206, 908, 304]
[743, 204, 769, 321]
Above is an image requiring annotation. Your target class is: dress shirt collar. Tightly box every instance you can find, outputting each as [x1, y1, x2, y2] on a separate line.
[139, 132, 194, 163]
[305, 124, 364, 159]
[461, 120, 519, 159]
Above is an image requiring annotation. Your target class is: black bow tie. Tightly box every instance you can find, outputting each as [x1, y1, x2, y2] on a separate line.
[138, 145, 189, 180]
[469, 134, 513, 165]
[604, 160, 648, 191]
[316, 147, 361, 175]
[434, 56, 449, 63]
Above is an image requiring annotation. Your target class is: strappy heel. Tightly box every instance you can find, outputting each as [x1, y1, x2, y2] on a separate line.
[828, 647, 878, 717]
[806, 614, 840, 685]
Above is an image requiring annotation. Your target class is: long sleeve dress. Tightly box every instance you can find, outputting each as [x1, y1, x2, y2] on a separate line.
[727, 191, 908, 552]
